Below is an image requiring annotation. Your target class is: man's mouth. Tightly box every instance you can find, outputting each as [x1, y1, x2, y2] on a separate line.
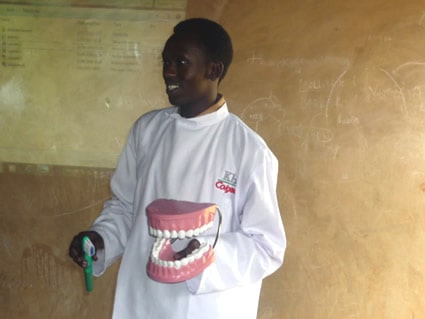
[166, 84, 180, 93]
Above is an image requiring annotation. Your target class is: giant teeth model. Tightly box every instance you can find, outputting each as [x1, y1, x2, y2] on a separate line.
[146, 199, 221, 283]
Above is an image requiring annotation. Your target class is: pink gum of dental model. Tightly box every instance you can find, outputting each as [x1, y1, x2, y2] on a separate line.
[146, 199, 217, 283]
[146, 199, 217, 231]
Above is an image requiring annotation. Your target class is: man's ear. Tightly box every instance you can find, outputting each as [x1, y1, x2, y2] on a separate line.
[208, 61, 224, 81]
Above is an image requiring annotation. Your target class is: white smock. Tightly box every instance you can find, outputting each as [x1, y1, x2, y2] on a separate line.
[90, 102, 286, 319]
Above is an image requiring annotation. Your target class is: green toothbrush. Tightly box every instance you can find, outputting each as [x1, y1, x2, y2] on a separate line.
[82, 236, 95, 292]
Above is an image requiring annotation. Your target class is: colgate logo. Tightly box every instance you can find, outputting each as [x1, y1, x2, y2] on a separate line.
[215, 181, 236, 194]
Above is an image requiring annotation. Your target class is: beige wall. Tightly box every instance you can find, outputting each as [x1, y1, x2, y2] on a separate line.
[2, 0, 425, 318]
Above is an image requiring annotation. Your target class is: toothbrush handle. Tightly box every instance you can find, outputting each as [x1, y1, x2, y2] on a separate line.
[84, 255, 93, 292]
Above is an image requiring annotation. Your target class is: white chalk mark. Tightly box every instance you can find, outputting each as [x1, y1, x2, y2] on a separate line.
[39, 197, 110, 218]
[247, 51, 264, 64]
[241, 93, 285, 133]
[380, 68, 407, 117]
[325, 69, 348, 119]
[393, 61, 425, 75]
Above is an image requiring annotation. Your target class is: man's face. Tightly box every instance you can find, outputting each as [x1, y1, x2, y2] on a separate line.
[162, 34, 216, 116]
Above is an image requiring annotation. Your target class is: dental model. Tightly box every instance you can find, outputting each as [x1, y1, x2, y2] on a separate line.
[146, 199, 221, 283]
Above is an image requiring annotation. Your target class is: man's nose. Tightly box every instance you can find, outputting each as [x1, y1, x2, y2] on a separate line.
[163, 62, 176, 77]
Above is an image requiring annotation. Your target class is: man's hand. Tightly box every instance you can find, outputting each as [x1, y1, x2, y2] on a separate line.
[173, 239, 200, 260]
[69, 231, 104, 268]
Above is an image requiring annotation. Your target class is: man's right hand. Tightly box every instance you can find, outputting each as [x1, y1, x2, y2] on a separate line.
[69, 231, 104, 268]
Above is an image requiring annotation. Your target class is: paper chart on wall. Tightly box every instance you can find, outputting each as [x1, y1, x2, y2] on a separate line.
[0, 1, 186, 168]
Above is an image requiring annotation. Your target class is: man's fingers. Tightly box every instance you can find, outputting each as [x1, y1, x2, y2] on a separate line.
[173, 239, 201, 260]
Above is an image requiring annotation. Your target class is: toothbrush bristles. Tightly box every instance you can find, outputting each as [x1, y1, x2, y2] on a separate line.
[84, 238, 95, 257]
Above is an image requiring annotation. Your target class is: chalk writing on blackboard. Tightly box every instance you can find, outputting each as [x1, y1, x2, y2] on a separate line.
[379, 68, 407, 117]
[246, 52, 351, 71]
[240, 93, 285, 133]
[337, 113, 359, 126]
[325, 69, 348, 119]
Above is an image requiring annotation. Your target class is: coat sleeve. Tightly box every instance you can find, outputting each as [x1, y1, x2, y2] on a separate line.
[187, 149, 286, 294]
[90, 126, 138, 276]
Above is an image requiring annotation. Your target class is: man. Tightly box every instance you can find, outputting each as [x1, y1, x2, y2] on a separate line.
[69, 17, 286, 319]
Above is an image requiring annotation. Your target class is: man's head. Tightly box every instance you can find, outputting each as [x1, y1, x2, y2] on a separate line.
[172, 18, 233, 83]
[162, 18, 233, 117]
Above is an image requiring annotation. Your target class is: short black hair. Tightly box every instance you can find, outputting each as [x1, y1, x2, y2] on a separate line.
[172, 18, 233, 82]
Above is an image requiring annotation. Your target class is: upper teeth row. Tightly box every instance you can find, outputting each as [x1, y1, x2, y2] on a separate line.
[168, 84, 179, 90]
[149, 221, 214, 239]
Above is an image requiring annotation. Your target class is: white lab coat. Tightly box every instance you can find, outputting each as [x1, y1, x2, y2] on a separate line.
[90, 102, 286, 319]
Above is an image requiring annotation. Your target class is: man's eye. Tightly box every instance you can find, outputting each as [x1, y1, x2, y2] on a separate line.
[178, 59, 188, 65]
